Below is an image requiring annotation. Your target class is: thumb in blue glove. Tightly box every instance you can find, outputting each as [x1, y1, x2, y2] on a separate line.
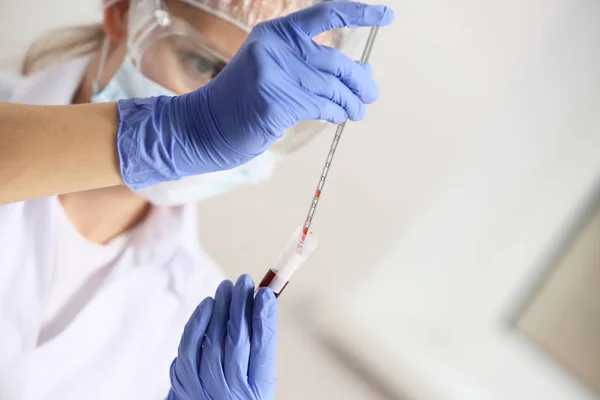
[168, 275, 278, 400]
[116, 2, 395, 189]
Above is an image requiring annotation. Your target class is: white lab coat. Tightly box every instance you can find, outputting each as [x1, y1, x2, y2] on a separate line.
[0, 58, 225, 400]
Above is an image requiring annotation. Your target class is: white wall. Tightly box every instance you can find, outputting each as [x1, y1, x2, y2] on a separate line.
[0, 0, 101, 71]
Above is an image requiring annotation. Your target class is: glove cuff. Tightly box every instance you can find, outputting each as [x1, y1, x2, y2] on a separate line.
[116, 96, 183, 190]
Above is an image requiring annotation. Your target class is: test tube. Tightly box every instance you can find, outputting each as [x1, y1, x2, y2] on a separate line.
[257, 227, 319, 297]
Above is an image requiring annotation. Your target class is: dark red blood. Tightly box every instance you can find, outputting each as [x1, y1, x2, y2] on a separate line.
[258, 269, 288, 299]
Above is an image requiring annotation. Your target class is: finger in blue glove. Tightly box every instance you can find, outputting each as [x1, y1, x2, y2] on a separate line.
[198, 279, 234, 397]
[169, 297, 214, 398]
[248, 286, 278, 398]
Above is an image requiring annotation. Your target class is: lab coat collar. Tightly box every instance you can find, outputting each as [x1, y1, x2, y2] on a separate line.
[10, 56, 92, 105]
[9, 56, 196, 278]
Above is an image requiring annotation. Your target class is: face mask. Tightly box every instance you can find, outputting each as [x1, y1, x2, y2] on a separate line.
[91, 59, 176, 102]
[91, 52, 278, 206]
[136, 151, 279, 206]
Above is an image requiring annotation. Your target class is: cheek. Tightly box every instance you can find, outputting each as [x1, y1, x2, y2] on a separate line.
[102, 41, 128, 85]
[136, 43, 186, 94]
[140, 50, 180, 92]
[314, 31, 336, 47]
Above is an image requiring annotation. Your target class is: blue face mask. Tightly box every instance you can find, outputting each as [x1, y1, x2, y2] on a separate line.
[91, 54, 278, 206]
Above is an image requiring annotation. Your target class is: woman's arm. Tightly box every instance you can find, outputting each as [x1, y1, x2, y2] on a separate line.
[0, 102, 123, 204]
[0, 3, 393, 206]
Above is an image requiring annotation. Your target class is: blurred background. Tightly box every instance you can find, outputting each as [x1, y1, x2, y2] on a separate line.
[2, 0, 599, 399]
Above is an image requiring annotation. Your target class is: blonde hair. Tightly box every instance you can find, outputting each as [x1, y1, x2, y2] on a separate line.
[21, 24, 105, 76]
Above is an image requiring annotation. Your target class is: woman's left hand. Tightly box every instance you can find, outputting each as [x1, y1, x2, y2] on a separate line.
[168, 275, 278, 400]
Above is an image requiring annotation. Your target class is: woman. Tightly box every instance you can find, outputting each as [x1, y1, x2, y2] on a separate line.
[0, 0, 393, 399]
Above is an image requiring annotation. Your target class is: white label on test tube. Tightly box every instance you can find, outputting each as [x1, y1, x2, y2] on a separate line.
[269, 251, 307, 293]
[268, 227, 318, 294]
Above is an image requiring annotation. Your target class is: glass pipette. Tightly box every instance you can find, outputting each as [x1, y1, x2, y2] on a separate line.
[258, 27, 381, 297]
[299, 26, 380, 244]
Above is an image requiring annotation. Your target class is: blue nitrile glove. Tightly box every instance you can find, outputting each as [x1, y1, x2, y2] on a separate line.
[168, 275, 278, 400]
[117, 2, 395, 189]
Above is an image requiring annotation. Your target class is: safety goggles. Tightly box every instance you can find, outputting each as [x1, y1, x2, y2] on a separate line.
[126, 0, 229, 95]
[121, 0, 342, 154]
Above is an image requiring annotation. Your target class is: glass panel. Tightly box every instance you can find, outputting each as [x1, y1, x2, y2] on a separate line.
[517, 194, 600, 395]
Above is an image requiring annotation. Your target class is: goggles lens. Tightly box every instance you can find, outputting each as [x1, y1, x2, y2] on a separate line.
[129, 4, 229, 94]
[127, 1, 328, 154]
[136, 31, 227, 94]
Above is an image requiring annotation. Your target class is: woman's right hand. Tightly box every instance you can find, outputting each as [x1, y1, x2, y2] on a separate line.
[168, 275, 278, 400]
[116, 2, 395, 190]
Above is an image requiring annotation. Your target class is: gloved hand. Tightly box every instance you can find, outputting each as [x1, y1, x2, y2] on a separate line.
[117, 1, 395, 189]
[168, 275, 278, 400]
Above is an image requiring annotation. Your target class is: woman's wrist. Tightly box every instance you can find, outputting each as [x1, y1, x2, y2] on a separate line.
[0, 102, 123, 204]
